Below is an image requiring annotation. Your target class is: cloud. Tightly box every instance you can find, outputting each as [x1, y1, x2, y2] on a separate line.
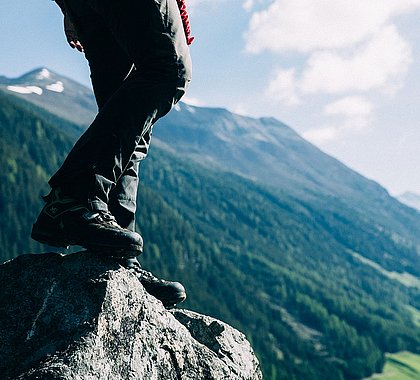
[303, 126, 340, 144]
[265, 24, 412, 103]
[324, 96, 374, 117]
[303, 117, 372, 144]
[245, 0, 420, 54]
[300, 26, 412, 94]
[242, 0, 267, 12]
[244, 0, 419, 149]
[247, 1, 419, 104]
[243, 0, 255, 12]
[265, 68, 300, 106]
[182, 96, 206, 107]
[303, 96, 374, 143]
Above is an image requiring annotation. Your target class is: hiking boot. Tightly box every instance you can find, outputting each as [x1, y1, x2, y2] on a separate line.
[31, 188, 143, 257]
[120, 257, 186, 308]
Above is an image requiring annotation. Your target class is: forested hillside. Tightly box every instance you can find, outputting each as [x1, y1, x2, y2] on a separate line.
[0, 89, 419, 380]
[0, 92, 73, 259]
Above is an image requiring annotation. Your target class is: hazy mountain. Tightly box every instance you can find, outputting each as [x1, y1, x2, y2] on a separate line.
[398, 191, 420, 212]
[1, 69, 420, 379]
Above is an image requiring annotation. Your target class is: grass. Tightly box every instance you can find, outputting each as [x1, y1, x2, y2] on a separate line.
[366, 352, 420, 380]
[350, 251, 420, 289]
[406, 305, 420, 328]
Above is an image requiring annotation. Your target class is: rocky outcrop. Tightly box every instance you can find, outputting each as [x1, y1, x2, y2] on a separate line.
[0, 251, 262, 380]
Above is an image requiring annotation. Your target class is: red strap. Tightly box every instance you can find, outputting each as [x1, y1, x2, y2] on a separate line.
[176, 0, 194, 45]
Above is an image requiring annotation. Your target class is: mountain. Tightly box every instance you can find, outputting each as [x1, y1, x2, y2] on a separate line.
[2, 68, 418, 241]
[0, 67, 96, 128]
[2, 69, 419, 275]
[398, 191, 420, 212]
[0, 68, 419, 380]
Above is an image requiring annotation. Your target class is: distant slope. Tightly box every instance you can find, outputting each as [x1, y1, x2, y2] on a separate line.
[155, 103, 420, 252]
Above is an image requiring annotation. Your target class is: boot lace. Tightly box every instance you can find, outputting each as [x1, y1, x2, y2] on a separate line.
[84, 211, 122, 229]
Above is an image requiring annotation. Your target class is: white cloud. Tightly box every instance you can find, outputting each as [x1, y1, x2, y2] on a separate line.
[324, 96, 374, 117]
[242, 0, 267, 12]
[230, 103, 252, 116]
[243, 0, 255, 12]
[263, 25, 412, 106]
[303, 96, 374, 144]
[245, 0, 418, 152]
[300, 26, 412, 94]
[250, 1, 418, 105]
[182, 96, 206, 107]
[245, 0, 420, 54]
[265, 68, 300, 106]
[303, 126, 340, 144]
[303, 117, 372, 144]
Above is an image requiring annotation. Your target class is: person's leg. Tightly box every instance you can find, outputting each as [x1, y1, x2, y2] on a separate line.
[65, 3, 142, 231]
[31, 1, 146, 254]
[49, 0, 192, 215]
[32, 0, 190, 256]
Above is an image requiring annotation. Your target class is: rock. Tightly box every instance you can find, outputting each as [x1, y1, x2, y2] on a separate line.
[0, 251, 262, 380]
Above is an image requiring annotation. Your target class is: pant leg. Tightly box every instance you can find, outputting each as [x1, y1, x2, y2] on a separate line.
[65, 3, 144, 231]
[57, 0, 140, 230]
[49, 0, 192, 213]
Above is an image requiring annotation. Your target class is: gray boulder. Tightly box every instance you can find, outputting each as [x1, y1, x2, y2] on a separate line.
[0, 251, 262, 380]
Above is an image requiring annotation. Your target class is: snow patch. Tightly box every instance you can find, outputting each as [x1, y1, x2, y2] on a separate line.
[46, 81, 64, 93]
[36, 68, 51, 80]
[7, 85, 43, 95]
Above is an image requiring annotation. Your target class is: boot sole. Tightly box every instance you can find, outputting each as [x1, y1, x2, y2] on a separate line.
[32, 228, 142, 258]
[31, 230, 71, 249]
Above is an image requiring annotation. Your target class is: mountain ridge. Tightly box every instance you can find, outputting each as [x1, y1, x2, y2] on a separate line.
[2, 68, 418, 267]
[0, 68, 406, 202]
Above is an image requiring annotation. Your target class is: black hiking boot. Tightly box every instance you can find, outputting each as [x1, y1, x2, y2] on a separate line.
[31, 189, 143, 257]
[120, 257, 187, 308]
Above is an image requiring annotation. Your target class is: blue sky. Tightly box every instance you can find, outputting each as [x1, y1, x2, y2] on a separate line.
[1, 0, 419, 195]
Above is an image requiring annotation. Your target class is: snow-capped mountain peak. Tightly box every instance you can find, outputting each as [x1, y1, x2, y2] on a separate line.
[0, 67, 96, 126]
[36, 68, 51, 80]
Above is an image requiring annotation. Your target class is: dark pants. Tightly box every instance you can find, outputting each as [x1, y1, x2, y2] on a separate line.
[49, 0, 192, 231]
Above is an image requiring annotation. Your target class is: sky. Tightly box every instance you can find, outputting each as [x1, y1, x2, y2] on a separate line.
[1, 0, 419, 196]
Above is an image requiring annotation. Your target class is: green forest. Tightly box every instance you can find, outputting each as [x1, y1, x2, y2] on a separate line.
[0, 90, 419, 379]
